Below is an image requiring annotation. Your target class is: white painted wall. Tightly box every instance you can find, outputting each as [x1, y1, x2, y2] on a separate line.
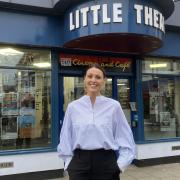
[0, 152, 64, 176]
[136, 141, 180, 159]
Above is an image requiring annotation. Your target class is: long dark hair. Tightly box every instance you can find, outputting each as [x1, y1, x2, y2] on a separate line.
[84, 63, 106, 78]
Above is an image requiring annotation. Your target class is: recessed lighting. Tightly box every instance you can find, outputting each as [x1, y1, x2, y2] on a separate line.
[117, 83, 126, 86]
[150, 64, 167, 68]
[0, 48, 23, 56]
[33, 62, 51, 68]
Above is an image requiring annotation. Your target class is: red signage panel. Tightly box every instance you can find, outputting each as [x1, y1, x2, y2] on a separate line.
[59, 53, 132, 72]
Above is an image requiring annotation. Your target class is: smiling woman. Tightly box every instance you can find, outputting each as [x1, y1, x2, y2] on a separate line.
[57, 63, 136, 180]
[84, 64, 106, 101]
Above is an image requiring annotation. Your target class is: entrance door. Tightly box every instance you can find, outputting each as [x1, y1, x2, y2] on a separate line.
[61, 76, 132, 126]
[116, 78, 131, 124]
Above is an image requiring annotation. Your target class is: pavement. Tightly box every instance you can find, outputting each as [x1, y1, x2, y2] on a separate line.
[49, 163, 180, 180]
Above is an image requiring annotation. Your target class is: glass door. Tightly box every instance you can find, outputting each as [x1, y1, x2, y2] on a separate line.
[117, 78, 131, 124]
[63, 77, 84, 110]
[61, 76, 132, 126]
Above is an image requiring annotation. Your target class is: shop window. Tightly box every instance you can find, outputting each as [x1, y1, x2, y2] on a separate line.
[0, 47, 51, 150]
[142, 57, 179, 75]
[142, 58, 180, 140]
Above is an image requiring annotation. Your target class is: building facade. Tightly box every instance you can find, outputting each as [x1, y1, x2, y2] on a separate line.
[0, 0, 179, 179]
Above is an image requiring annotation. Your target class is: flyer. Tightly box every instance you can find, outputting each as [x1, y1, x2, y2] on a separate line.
[2, 93, 18, 116]
[1, 117, 18, 139]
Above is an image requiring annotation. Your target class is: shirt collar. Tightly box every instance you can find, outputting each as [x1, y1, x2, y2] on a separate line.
[81, 95, 104, 105]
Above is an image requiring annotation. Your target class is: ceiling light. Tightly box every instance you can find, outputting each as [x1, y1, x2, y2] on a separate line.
[33, 62, 51, 68]
[149, 63, 167, 68]
[117, 83, 126, 86]
[0, 48, 24, 56]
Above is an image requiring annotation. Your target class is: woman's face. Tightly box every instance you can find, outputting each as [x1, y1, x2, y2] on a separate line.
[84, 67, 105, 96]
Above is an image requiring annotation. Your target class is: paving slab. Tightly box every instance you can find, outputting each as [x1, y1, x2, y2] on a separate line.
[49, 163, 180, 180]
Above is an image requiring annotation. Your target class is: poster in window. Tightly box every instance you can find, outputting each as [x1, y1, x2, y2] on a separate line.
[149, 92, 159, 115]
[20, 92, 35, 115]
[2, 93, 18, 116]
[18, 115, 35, 138]
[160, 112, 171, 131]
[1, 117, 18, 139]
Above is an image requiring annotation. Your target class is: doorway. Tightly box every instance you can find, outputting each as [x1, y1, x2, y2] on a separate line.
[61, 76, 132, 125]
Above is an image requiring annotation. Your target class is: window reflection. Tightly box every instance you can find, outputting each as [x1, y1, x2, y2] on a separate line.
[143, 76, 180, 139]
[117, 79, 131, 124]
[0, 47, 51, 150]
[63, 77, 84, 111]
[142, 58, 180, 75]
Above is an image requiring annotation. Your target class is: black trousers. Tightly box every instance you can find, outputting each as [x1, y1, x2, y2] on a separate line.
[67, 149, 120, 180]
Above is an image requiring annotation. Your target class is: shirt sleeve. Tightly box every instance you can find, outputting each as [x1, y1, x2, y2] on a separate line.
[57, 104, 73, 170]
[114, 102, 136, 172]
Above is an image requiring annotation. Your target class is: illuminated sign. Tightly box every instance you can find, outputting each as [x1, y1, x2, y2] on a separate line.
[59, 54, 132, 72]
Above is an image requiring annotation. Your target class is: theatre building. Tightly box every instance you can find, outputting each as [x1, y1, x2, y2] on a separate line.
[0, 0, 180, 179]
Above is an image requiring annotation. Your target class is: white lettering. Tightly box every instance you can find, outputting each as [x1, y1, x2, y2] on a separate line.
[81, 7, 89, 27]
[144, 6, 153, 26]
[91, 5, 101, 25]
[69, 3, 165, 33]
[113, 3, 122, 23]
[134, 4, 143, 24]
[159, 13, 165, 33]
[153, 9, 159, 28]
[103, 4, 111, 23]
[75, 10, 80, 28]
[70, 12, 75, 31]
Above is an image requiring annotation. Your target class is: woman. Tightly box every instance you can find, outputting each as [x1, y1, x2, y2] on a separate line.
[57, 64, 135, 180]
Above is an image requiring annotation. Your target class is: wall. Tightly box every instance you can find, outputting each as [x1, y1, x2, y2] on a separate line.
[0, 10, 63, 47]
[0, 152, 63, 176]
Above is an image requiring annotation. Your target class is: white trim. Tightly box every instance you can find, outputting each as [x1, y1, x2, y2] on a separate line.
[0, 152, 64, 176]
[136, 141, 180, 159]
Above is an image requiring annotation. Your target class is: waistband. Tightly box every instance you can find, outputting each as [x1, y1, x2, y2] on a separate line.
[74, 148, 114, 153]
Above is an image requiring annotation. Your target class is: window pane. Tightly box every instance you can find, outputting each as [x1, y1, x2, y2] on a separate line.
[143, 75, 180, 140]
[142, 57, 180, 75]
[117, 79, 131, 124]
[0, 47, 51, 69]
[0, 49, 51, 150]
[63, 77, 84, 111]
[101, 78, 112, 98]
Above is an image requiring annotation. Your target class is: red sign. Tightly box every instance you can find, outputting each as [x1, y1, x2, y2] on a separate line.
[59, 53, 132, 72]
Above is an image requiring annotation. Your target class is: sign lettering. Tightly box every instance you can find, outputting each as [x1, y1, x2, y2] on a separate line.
[60, 54, 132, 73]
[69, 3, 165, 33]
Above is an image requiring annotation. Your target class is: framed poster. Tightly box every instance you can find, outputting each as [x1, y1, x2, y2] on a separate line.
[1, 117, 18, 139]
[160, 112, 171, 131]
[2, 93, 18, 116]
